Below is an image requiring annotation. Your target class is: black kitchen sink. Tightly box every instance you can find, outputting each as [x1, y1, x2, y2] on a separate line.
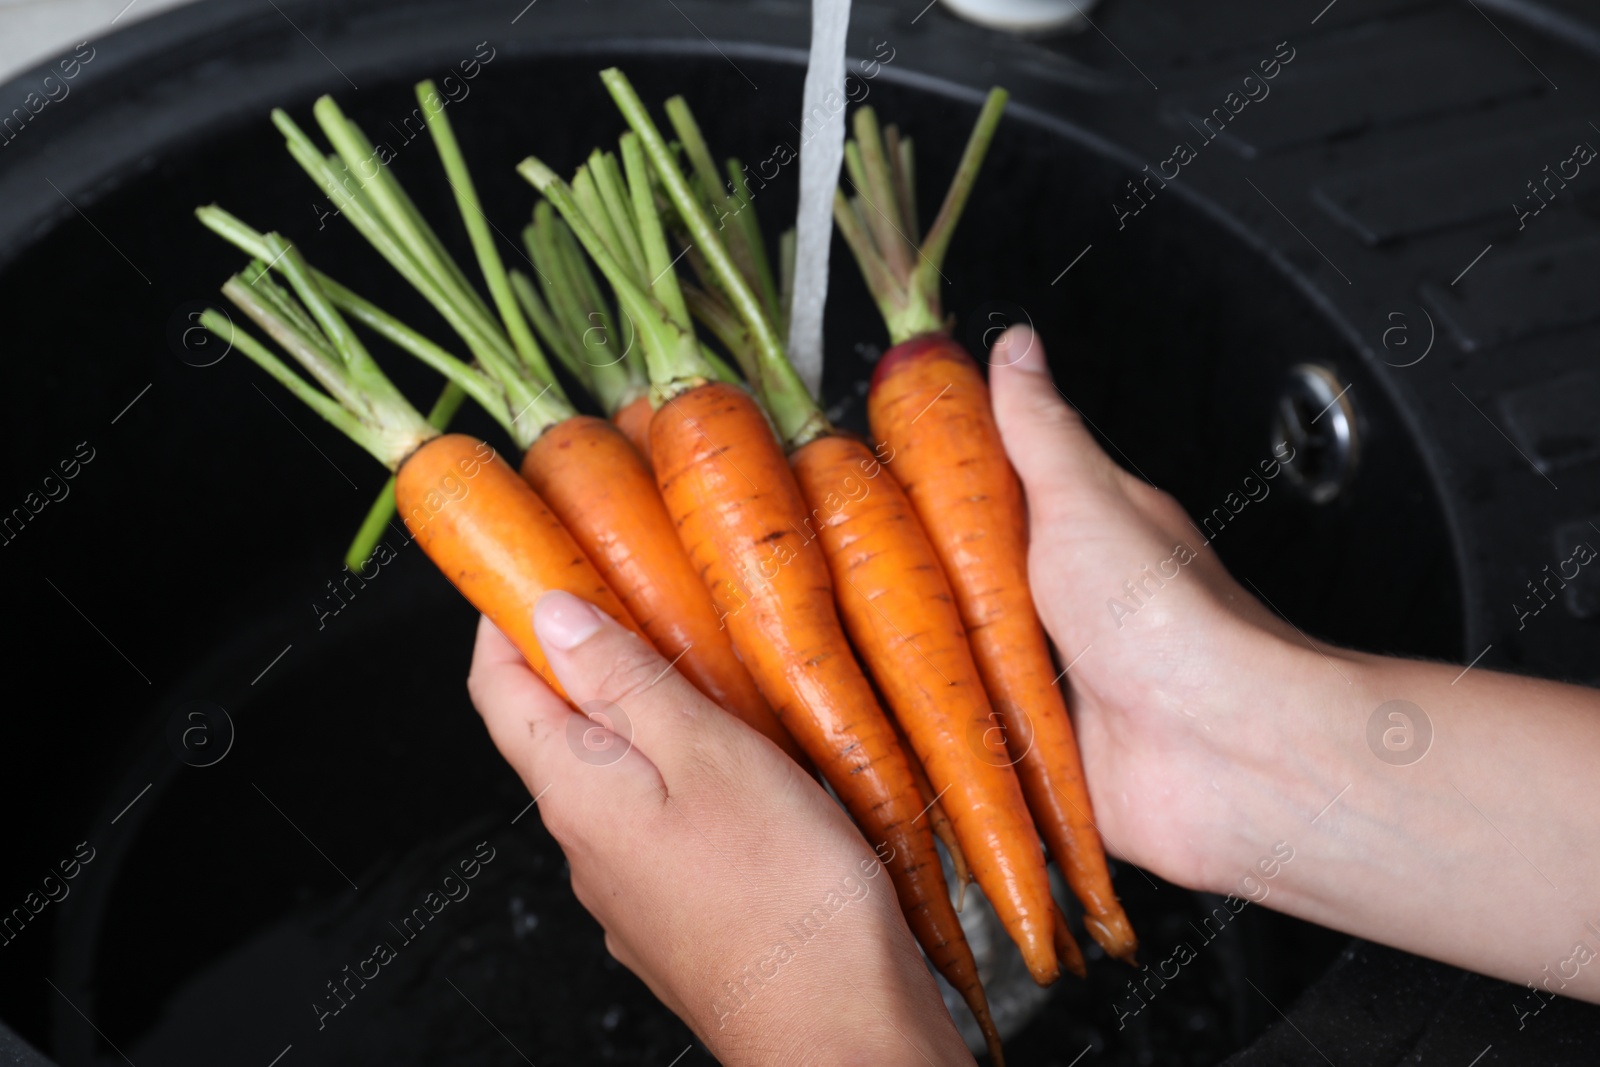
[0, 1, 1595, 1064]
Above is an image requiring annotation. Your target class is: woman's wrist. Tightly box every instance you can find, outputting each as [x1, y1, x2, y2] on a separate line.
[1181, 623, 1379, 901]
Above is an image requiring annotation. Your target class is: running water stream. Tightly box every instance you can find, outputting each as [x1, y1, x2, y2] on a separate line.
[786, 0, 852, 400]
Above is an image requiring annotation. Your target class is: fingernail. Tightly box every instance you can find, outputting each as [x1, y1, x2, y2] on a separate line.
[534, 590, 604, 650]
[999, 325, 1046, 374]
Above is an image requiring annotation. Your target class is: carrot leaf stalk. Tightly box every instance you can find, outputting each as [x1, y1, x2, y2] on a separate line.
[203, 237, 435, 471]
[516, 156, 716, 403]
[412, 79, 553, 385]
[196, 207, 547, 453]
[265, 87, 578, 563]
[514, 201, 647, 417]
[834, 89, 1007, 345]
[598, 68, 828, 451]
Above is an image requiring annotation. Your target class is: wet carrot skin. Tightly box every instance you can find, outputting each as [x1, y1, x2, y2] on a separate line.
[520, 415, 803, 763]
[790, 432, 1059, 985]
[611, 394, 655, 467]
[1052, 906, 1088, 980]
[649, 383, 1003, 1056]
[895, 713, 974, 901]
[869, 334, 1139, 965]
[396, 433, 641, 699]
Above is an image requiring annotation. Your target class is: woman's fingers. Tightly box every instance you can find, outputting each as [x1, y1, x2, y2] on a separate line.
[531, 590, 752, 784]
[988, 325, 1123, 509]
[466, 614, 583, 798]
[468, 612, 667, 836]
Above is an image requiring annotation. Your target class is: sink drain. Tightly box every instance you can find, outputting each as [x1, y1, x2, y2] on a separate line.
[1272, 364, 1358, 505]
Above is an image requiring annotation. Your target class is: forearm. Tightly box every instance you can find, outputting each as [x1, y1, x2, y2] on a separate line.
[1229, 639, 1600, 1002]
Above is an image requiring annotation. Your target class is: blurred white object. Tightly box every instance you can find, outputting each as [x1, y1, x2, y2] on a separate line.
[0, 0, 195, 84]
[787, 0, 853, 401]
[937, 0, 1100, 34]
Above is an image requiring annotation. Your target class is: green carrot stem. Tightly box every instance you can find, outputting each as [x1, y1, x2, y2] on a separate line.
[697, 342, 742, 385]
[312, 99, 484, 327]
[523, 213, 589, 359]
[311, 99, 493, 344]
[550, 219, 642, 400]
[415, 79, 557, 390]
[664, 95, 731, 214]
[231, 259, 368, 415]
[884, 125, 920, 247]
[571, 165, 631, 278]
[602, 68, 825, 447]
[522, 204, 644, 414]
[683, 284, 758, 381]
[518, 155, 712, 396]
[725, 157, 782, 332]
[199, 205, 547, 442]
[320, 276, 510, 435]
[268, 236, 398, 403]
[241, 260, 333, 358]
[511, 264, 589, 391]
[850, 107, 913, 282]
[345, 480, 400, 570]
[325, 107, 489, 323]
[272, 103, 574, 438]
[588, 148, 650, 284]
[837, 88, 1008, 345]
[662, 96, 775, 326]
[272, 116, 519, 380]
[831, 188, 924, 339]
[209, 270, 433, 471]
[911, 89, 1008, 313]
[618, 131, 693, 333]
[778, 227, 797, 335]
[206, 300, 364, 445]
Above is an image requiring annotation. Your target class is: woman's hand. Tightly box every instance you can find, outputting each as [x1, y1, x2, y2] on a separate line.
[988, 325, 1600, 1003]
[986, 324, 1317, 894]
[467, 592, 975, 1066]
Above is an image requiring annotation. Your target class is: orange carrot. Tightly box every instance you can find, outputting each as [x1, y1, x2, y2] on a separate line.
[513, 200, 656, 469]
[651, 383, 1002, 1061]
[791, 432, 1058, 984]
[649, 92, 1059, 986]
[1053, 905, 1088, 980]
[871, 337, 1135, 962]
[611, 394, 655, 462]
[252, 97, 800, 760]
[522, 72, 1007, 1060]
[522, 414, 805, 763]
[193, 237, 643, 703]
[835, 94, 1137, 963]
[894, 712, 975, 910]
[398, 433, 644, 695]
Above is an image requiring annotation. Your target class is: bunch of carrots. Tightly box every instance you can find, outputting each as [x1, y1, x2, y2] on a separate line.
[198, 69, 1135, 1063]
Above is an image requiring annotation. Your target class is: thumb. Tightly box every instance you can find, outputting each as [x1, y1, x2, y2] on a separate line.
[532, 590, 745, 780]
[988, 325, 1119, 504]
